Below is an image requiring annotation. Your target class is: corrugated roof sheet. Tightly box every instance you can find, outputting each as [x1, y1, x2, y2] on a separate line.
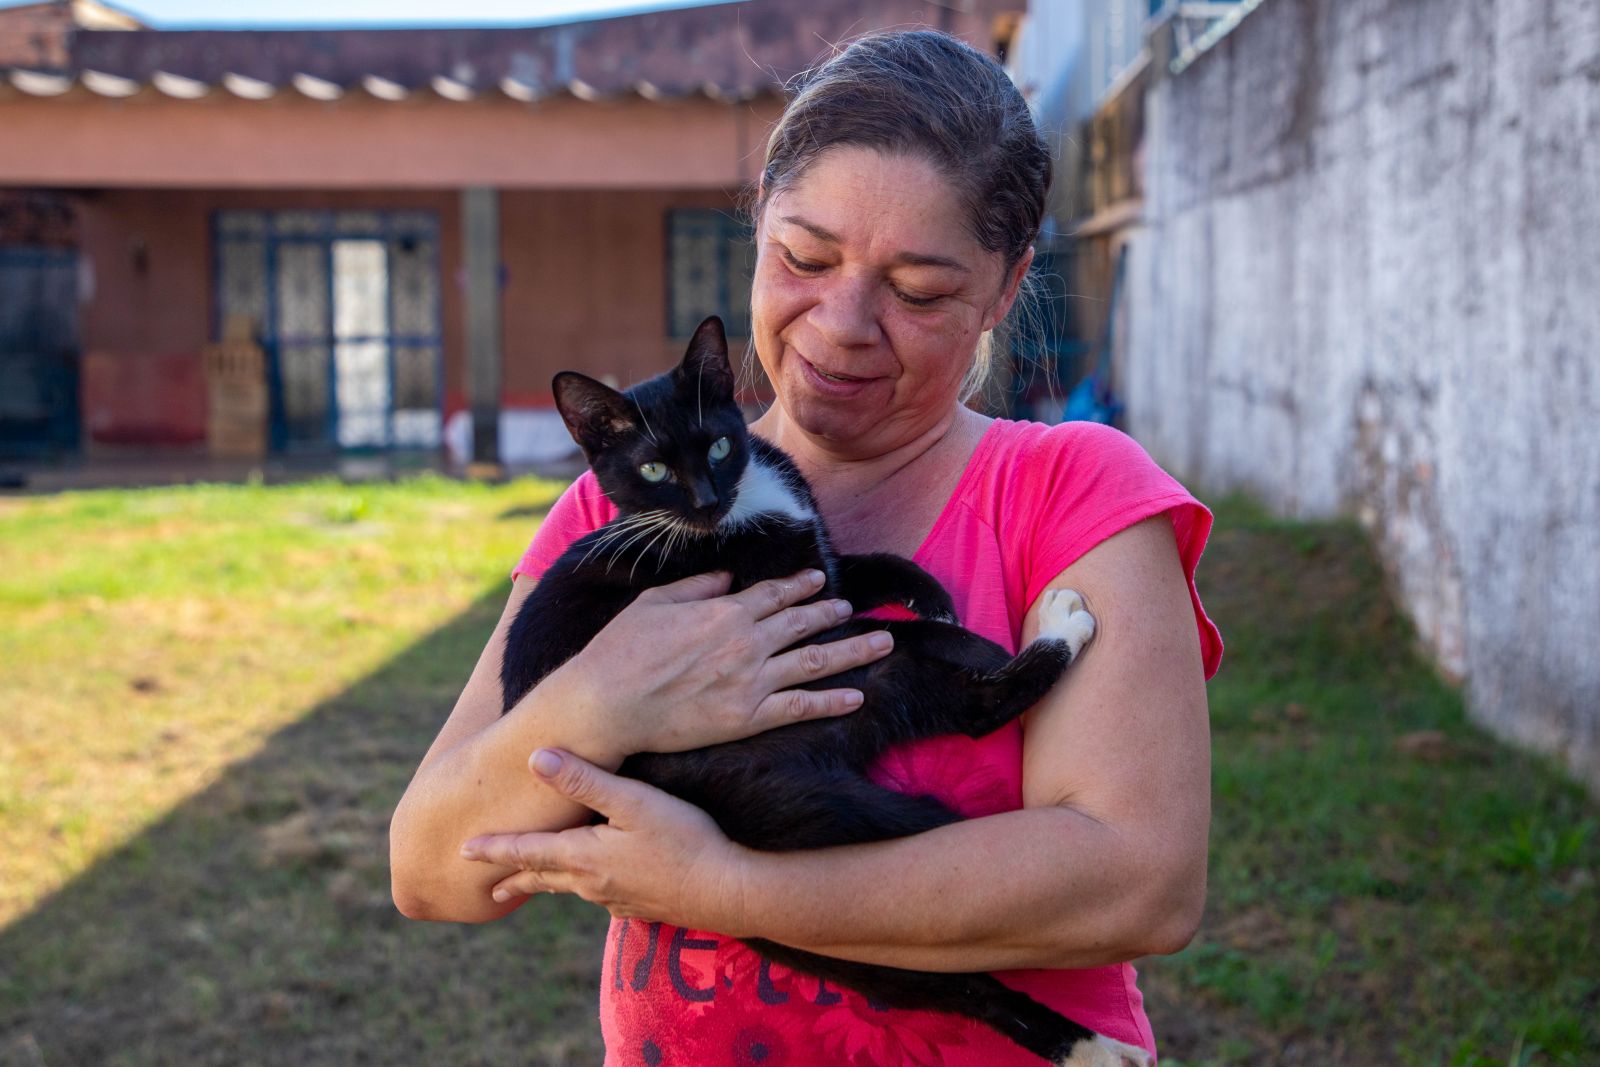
[0, 0, 1002, 103]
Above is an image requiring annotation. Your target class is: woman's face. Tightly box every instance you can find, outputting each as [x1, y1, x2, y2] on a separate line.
[751, 146, 1029, 457]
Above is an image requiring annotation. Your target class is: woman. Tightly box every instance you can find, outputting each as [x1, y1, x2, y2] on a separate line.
[390, 29, 1221, 1066]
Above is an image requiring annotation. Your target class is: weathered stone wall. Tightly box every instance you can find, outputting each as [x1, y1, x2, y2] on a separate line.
[1126, 0, 1600, 788]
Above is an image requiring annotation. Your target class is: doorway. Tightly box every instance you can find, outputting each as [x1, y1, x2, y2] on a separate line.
[213, 210, 442, 452]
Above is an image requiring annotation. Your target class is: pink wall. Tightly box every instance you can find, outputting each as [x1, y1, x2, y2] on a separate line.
[494, 186, 740, 409]
[78, 188, 463, 449]
[76, 184, 748, 449]
[81, 351, 207, 446]
[0, 95, 781, 190]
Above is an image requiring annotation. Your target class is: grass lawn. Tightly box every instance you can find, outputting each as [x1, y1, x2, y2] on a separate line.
[0, 477, 1594, 1065]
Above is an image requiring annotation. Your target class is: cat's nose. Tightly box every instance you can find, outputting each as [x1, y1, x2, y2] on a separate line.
[689, 479, 719, 513]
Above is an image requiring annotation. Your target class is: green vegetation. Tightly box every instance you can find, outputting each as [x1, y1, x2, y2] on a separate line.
[1146, 498, 1599, 1066]
[0, 475, 609, 1066]
[0, 481, 1594, 1065]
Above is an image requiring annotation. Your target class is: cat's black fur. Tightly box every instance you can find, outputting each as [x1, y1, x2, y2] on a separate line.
[499, 317, 1139, 1066]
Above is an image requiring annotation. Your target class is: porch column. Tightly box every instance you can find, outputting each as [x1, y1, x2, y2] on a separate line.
[461, 186, 501, 469]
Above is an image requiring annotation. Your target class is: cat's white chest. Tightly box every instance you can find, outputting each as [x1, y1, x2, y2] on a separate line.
[719, 460, 815, 529]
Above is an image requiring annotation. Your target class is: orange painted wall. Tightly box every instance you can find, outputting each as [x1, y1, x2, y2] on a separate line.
[78, 188, 463, 448]
[75, 184, 749, 448]
[495, 186, 743, 408]
[0, 95, 781, 190]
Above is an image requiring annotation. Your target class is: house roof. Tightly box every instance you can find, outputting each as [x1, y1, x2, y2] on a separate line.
[0, 0, 143, 68]
[0, 0, 1008, 104]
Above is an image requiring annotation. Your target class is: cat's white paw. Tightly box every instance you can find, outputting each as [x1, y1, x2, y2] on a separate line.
[1056, 1034, 1154, 1067]
[1037, 588, 1095, 660]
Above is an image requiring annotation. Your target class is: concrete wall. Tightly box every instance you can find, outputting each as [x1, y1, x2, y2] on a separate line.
[1126, 0, 1600, 787]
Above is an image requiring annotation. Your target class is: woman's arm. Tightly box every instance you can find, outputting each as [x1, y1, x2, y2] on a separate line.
[390, 575, 599, 925]
[390, 569, 894, 924]
[470, 515, 1211, 968]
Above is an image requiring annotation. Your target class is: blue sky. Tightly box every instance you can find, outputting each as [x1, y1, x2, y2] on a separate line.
[2, 0, 737, 28]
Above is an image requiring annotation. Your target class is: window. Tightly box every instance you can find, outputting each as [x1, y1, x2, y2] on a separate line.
[666, 209, 754, 339]
[213, 210, 442, 451]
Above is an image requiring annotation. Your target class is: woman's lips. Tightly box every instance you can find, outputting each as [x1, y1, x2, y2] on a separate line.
[798, 355, 881, 397]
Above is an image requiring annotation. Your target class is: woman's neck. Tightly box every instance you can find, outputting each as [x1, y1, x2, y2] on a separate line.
[751, 405, 990, 555]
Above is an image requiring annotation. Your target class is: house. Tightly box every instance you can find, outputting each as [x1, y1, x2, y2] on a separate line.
[0, 0, 1021, 466]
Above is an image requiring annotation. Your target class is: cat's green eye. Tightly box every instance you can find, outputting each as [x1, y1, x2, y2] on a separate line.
[708, 437, 732, 462]
[639, 462, 669, 483]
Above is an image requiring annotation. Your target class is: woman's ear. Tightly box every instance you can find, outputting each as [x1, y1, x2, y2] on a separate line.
[983, 246, 1035, 332]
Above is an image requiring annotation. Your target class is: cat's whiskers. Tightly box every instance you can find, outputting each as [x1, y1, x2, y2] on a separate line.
[610, 523, 668, 574]
[600, 512, 668, 550]
[631, 396, 660, 446]
[662, 517, 695, 567]
[579, 511, 665, 568]
[582, 509, 676, 569]
[605, 513, 676, 572]
[632, 519, 680, 582]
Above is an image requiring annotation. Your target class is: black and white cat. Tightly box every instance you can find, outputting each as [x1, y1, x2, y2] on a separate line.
[500, 317, 1149, 1067]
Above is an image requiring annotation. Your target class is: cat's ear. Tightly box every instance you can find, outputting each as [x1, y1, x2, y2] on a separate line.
[553, 372, 636, 456]
[675, 315, 737, 405]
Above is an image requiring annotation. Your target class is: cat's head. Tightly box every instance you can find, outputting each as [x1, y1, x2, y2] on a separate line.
[553, 316, 749, 531]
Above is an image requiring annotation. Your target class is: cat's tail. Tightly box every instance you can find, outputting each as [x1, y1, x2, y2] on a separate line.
[744, 942, 1151, 1067]
[959, 974, 1152, 1067]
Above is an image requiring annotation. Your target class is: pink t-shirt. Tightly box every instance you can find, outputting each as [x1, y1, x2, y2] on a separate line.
[512, 418, 1223, 1066]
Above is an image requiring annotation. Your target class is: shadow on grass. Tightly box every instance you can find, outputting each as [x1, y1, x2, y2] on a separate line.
[0, 586, 608, 1067]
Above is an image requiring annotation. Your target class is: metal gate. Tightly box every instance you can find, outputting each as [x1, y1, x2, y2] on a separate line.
[213, 210, 443, 452]
[0, 247, 80, 458]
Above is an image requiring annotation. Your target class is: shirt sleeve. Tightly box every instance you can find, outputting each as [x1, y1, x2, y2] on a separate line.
[1006, 421, 1224, 679]
[510, 471, 617, 583]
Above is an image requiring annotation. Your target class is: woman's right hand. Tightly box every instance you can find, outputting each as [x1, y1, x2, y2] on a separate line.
[527, 568, 893, 765]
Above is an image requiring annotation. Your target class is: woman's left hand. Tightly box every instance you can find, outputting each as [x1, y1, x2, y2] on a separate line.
[459, 748, 747, 927]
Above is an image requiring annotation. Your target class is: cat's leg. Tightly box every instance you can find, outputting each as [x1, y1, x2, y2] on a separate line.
[950, 588, 1096, 736]
[834, 552, 959, 622]
[866, 589, 1096, 742]
[740, 942, 1152, 1067]
[1033, 587, 1097, 661]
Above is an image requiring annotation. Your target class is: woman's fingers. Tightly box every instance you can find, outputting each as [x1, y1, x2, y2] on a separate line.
[753, 684, 867, 726]
[488, 870, 551, 902]
[461, 748, 739, 923]
[564, 568, 879, 754]
[758, 595, 855, 648]
[634, 569, 733, 605]
[761, 629, 894, 700]
[461, 828, 565, 871]
[727, 569, 827, 620]
[527, 748, 646, 822]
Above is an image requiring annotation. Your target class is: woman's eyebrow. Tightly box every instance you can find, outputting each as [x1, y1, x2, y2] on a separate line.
[779, 214, 841, 244]
[892, 250, 970, 273]
[778, 214, 970, 273]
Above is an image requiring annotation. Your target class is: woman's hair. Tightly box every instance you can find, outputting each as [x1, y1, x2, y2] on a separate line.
[752, 29, 1053, 399]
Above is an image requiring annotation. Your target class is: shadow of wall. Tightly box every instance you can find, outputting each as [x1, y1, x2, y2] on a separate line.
[1, 585, 607, 1067]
